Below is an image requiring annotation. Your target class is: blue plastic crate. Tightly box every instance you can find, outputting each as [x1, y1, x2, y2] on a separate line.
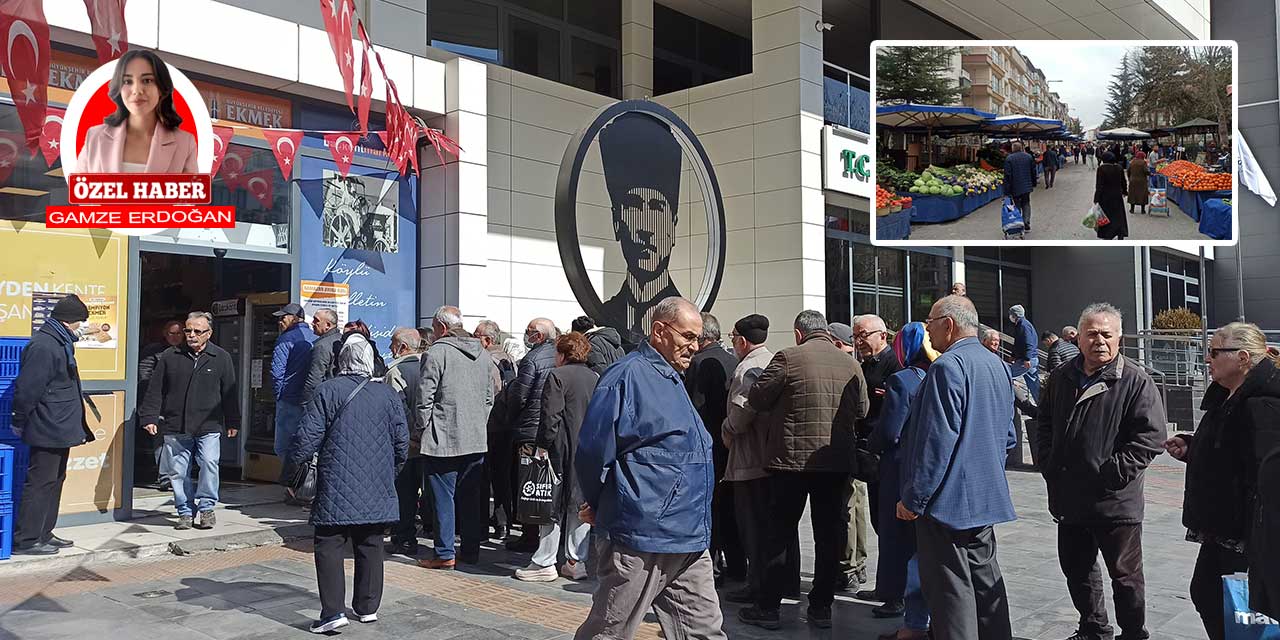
[0, 380, 13, 441]
[0, 501, 12, 560]
[10, 443, 26, 510]
[0, 337, 25, 381]
[0, 444, 11, 504]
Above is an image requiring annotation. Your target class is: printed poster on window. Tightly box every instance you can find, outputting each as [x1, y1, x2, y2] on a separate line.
[32, 291, 119, 349]
[300, 280, 350, 325]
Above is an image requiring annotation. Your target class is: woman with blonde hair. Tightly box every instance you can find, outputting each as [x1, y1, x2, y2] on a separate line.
[1164, 322, 1280, 639]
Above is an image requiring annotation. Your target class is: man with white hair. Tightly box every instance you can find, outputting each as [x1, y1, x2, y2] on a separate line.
[1036, 303, 1166, 640]
[575, 297, 727, 640]
[385, 327, 427, 556]
[416, 306, 495, 569]
[981, 328, 1002, 354]
[499, 316, 559, 551]
[898, 295, 1016, 640]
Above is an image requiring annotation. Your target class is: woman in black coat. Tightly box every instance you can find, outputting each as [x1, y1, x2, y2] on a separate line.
[1164, 322, 1280, 639]
[513, 332, 599, 583]
[1094, 152, 1129, 240]
[290, 334, 408, 633]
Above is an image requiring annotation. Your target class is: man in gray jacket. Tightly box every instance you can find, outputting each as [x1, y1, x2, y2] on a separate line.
[417, 306, 495, 570]
[302, 309, 340, 405]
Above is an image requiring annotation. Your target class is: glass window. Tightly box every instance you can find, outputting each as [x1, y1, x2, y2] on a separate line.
[570, 37, 619, 98]
[698, 21, 748, 75]
[652, 2, 749, 94]
[1152, 274, 1169, 312]
[877, 247, 905, 288]
[0, 117, 67, 222]
[654, 4, 696, 60]
[826, 236, 851, 326]
[1170, 280, 1186, 310]
[822, 0, 872, 75]
[430, 0, 501, 63]
[568, 0, 620, 39]
[654, 56, 694, 95]
[910, 253, 951, 323]
[878, 0, 976, 39]
[508, 0, 563, 20]
[509, 15, 561, 82]
[966, 262, 1001, 331]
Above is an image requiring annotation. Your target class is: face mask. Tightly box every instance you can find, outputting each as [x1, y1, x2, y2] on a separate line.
[524, 334, 538, 350]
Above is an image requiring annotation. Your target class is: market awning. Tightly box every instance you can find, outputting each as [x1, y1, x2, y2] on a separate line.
[978, 114, 1063, 136]
[876, 103, 997, 129]
[1097, 127, 1154, 140]
[1144, 128, 1175, 138]
[1172, 117, 1219, 133]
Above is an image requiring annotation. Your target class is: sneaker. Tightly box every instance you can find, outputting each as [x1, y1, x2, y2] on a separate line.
[419, 557, 456, 570]
[43, 534, 74, 548]
[737, 606, 781, 631]
[175, 515, 194, 530]
[514, 563, 559, 582]
[807, 606, 832, 629]
[560, 561, 588, 581]
[854, 588, 882, 602]
[1062, 632, 1109, 640]
[12, 543, 60, 556]
[309, 613, 349, 633]
[724, 587, 755, 604]
[873, 599, 906, 618]
[194, 510, 216, 530]
[355, 612, 377, 623]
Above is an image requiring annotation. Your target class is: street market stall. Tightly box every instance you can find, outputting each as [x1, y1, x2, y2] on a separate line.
[1158, 159, 1232, 221]
[1199, 198, 1232, 239]
[876, 103, 995, 165]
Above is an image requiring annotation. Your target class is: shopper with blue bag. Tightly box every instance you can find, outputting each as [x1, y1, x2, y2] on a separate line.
[1000, 196, 1024, 238]
[1164, 322, 1280, 640]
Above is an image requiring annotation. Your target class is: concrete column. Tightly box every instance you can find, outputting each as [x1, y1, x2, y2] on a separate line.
[420, 57, 489, 326]
[749, 0, 826, 334]
[621, 0, 654, 99]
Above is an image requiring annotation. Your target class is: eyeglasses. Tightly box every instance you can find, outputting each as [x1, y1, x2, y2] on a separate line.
[854, 330, 886, 341]
[1209, 346, 1244, 357]
[923, 316, 950, 325]
[657, 321, 699, 345]
[182, 329, 210, 335]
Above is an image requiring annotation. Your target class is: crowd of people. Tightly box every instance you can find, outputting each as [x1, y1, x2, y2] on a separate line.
[6, 292, 1278, 639]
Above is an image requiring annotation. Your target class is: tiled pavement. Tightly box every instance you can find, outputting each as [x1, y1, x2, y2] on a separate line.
[0, 454, 1211, 639]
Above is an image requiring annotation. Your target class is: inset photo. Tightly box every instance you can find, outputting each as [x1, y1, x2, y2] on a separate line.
[870, 41, 1237, 246]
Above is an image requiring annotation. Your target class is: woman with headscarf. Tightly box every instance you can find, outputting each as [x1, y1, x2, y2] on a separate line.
[1164, 323, 1280, 639]
[514, 332, 600, 582]
[1127, 150, 1151, 215]
[1094, 151, 1129, 240]
[290, 334, 409, 633]
[869, 323, 938, 640]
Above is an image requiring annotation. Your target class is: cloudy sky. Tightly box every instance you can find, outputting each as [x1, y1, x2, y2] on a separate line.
[1009, 43, 1138, 131]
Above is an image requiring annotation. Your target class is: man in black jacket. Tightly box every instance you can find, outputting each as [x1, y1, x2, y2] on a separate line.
[138, 319, 183, 488]
[686, 313, 744, 584]
[573, 315, 624, 374]
[140, 311, 240, 531]
[1036, 303, 1166, 640]
[303, 308, 340, 406]
[10, 295, 97, 556]
[501, 316, 558, 551]
[1043, 330, 1081, 372]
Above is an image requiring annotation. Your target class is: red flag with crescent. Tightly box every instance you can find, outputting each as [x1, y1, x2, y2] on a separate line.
[325, 132, 356, 177]
[263, 129, 303, 179]
[0, 130, 22, 185]
[221, 150, 248, 191]
[355, 21, 373, 134]
[210, 125, 235, 177]
[0, 0, 52, 155]
[243, 168, 276, 208]
[39, 106, 64, 168]
[83, 0, 128, 63]
[319, 0, 355, 111]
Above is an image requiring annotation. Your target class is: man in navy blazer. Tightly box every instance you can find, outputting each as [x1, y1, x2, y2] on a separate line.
[898, 295, 1017, 640]
[1003, 142, 1038, 231]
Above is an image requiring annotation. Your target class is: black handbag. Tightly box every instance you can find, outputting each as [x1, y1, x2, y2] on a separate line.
[853, 440, 880, 484]
[287, 377, 370, 502]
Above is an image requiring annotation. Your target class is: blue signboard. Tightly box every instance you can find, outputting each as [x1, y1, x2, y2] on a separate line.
[297, 155, 417, 358]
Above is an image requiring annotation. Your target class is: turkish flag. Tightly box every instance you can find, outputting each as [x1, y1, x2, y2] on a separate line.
[39, 106, 64, 168]
[383, 90, 401, 166]
[320, 0, 355, 111]
[0, 130, 22, 186]
[399, 111, 420, 175]
[263, 129, 303, 179]
[210, 125, 235, 177]
[221, 150, 248, 191]
[325, 132, 356, 177]
[0, 0, 52, 155]
[83, 0, 128, 63]
[243, 168, 276, 208]
[355, 22, 374, 134]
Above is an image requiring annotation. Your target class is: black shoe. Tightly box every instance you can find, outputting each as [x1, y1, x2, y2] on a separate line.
[873, 600, 906, 618]
[492, 525, 508, 541]
[854, 589, 882, 602]
[724, 587, 755, 604]
[737, 606, 781, 631]
[13, 543, 59, 556]
[807, 606, 832, 629]
[833, 576, 855, 592]
[385, 540, 418, 556]
[44, 534, 74, 548]
[505, 536, 539, 553]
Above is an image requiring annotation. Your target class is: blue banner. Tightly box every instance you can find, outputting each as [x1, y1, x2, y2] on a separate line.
[297, 156, 417, 359]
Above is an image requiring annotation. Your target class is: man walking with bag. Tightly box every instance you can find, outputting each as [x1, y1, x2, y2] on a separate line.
[1004, 142, 1038, 232]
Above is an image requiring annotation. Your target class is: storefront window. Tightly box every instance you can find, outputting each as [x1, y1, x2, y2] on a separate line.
[826, 235, 851, 325]
[1150, 250, 1202, 317]
[852, 244, 906, 330]
[510, 15, 561, 82]
[0, 118, 68, 222]
[909, 253, 951, 323]
[571, 37, 620, 98]
[653, 2, 750, 94]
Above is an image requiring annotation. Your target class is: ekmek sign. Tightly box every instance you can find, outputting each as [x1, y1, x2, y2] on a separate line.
[822, 125, 875, 200]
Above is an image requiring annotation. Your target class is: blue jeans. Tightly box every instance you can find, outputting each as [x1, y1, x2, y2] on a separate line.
[423, 453, 486, 561]
[274, 400, 304, 458]
[162, 433, 221, 516]
[905, 554, 931, 631]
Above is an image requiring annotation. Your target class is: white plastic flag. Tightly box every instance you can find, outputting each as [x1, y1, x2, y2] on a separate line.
[1236, 133, 1277, 206]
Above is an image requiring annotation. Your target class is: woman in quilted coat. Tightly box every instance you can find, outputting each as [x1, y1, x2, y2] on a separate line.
[290, 334, 409, 634]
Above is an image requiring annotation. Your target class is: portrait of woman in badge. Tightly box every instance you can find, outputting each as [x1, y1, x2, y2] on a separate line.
[76, 50, 198, 174]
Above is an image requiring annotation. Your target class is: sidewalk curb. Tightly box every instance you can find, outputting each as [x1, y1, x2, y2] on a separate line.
[0, 523, 314, 578]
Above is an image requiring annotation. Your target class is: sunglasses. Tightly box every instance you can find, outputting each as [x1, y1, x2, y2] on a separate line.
[183, 328, 210, 335]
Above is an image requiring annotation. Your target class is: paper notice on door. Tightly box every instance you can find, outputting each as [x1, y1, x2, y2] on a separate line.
[300, 280, 350, 325]
[250, 359, 263, 389]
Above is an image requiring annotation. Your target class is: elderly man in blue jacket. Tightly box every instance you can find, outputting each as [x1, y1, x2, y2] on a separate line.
[271, 302, 313, 460]
[574, 296, 726, 640]
[1003, 142, 1038, 231]
[898, 295, 1017, 640]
